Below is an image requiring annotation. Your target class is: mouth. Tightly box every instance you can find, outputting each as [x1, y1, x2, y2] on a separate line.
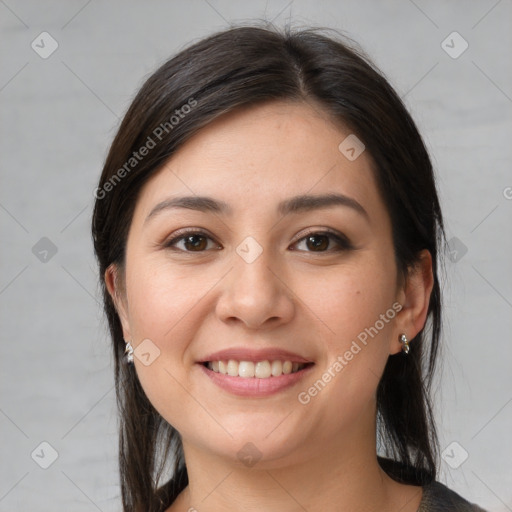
[200, 359, 314, 378]
[197, 359, 315, 397]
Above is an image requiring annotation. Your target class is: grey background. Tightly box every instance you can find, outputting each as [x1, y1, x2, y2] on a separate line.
[1, 1, 511, 510]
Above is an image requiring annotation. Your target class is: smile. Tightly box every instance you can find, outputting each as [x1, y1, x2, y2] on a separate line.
[198, 360, 315, 397]
[204, 359, 310, 378]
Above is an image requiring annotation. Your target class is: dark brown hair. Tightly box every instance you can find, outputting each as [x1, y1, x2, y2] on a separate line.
[92, 22, 446, 512]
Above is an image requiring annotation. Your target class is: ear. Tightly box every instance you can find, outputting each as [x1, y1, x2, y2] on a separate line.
[391, 249, 434, 355]
[104, 263, 132, 342]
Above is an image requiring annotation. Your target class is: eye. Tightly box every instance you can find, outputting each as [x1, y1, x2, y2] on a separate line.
[291, 230, 353, 253]
[163, 228, 353, 253]
[164, 229, 220, 252]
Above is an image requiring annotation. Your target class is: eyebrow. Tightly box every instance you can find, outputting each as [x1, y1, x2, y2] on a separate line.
[145, 193, 369, 224]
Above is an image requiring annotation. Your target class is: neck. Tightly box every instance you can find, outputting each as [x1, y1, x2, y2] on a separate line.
[170, 401, 421, 512]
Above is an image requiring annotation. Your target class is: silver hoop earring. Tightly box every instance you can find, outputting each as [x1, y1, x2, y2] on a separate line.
[124, 341, 134, 363]
[399, 334, 410, 355]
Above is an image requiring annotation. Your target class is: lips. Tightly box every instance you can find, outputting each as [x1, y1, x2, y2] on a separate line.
[197, 347, 313, 364]
[198, 360, 315, 397]
[196, 346, 315, 397]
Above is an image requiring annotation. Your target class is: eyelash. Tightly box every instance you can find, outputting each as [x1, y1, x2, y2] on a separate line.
[163, 228, 354, 254]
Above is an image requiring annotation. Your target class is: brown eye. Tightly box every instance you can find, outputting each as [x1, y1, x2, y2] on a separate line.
[164, 229, 352, 254]
[305, 234, 329, 251]
[292, 231, 353, 253]
[182, 234, 208, 251]
[164, 230, 220, 252]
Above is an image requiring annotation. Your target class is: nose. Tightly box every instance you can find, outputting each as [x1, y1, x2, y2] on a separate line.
[215, 248, 295, 330]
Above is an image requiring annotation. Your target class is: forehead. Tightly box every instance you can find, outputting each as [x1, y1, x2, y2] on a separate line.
[132, 100, 384, 223]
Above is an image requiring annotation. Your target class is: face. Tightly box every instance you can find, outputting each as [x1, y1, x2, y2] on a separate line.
[107, 100, 430, 468]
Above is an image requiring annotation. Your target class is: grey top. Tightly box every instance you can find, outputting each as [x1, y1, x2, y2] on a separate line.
[418, 480, 488, 511]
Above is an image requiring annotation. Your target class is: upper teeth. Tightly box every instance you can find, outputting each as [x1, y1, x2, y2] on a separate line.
[207, 359, 306, 378]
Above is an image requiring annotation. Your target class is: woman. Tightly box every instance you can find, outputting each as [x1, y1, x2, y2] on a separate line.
[92, 24, 487, 512]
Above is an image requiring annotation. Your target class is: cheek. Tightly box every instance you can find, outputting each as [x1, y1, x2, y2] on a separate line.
[296, 255, 398, 397]
[124, 257, 214, 343]
[292, 264, 397, 431]
[122, 258, 212, 431]
[301, 256, 397, 340]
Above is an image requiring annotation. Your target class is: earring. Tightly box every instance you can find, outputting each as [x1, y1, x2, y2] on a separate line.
[399, 334, 410, 355]
[124, 340, 134, 363]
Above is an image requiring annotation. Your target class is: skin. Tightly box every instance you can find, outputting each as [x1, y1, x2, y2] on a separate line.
[106, 100, 434, 512]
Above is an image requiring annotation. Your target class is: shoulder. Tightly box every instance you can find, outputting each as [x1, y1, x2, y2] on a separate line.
[418, 480, 488, 512]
